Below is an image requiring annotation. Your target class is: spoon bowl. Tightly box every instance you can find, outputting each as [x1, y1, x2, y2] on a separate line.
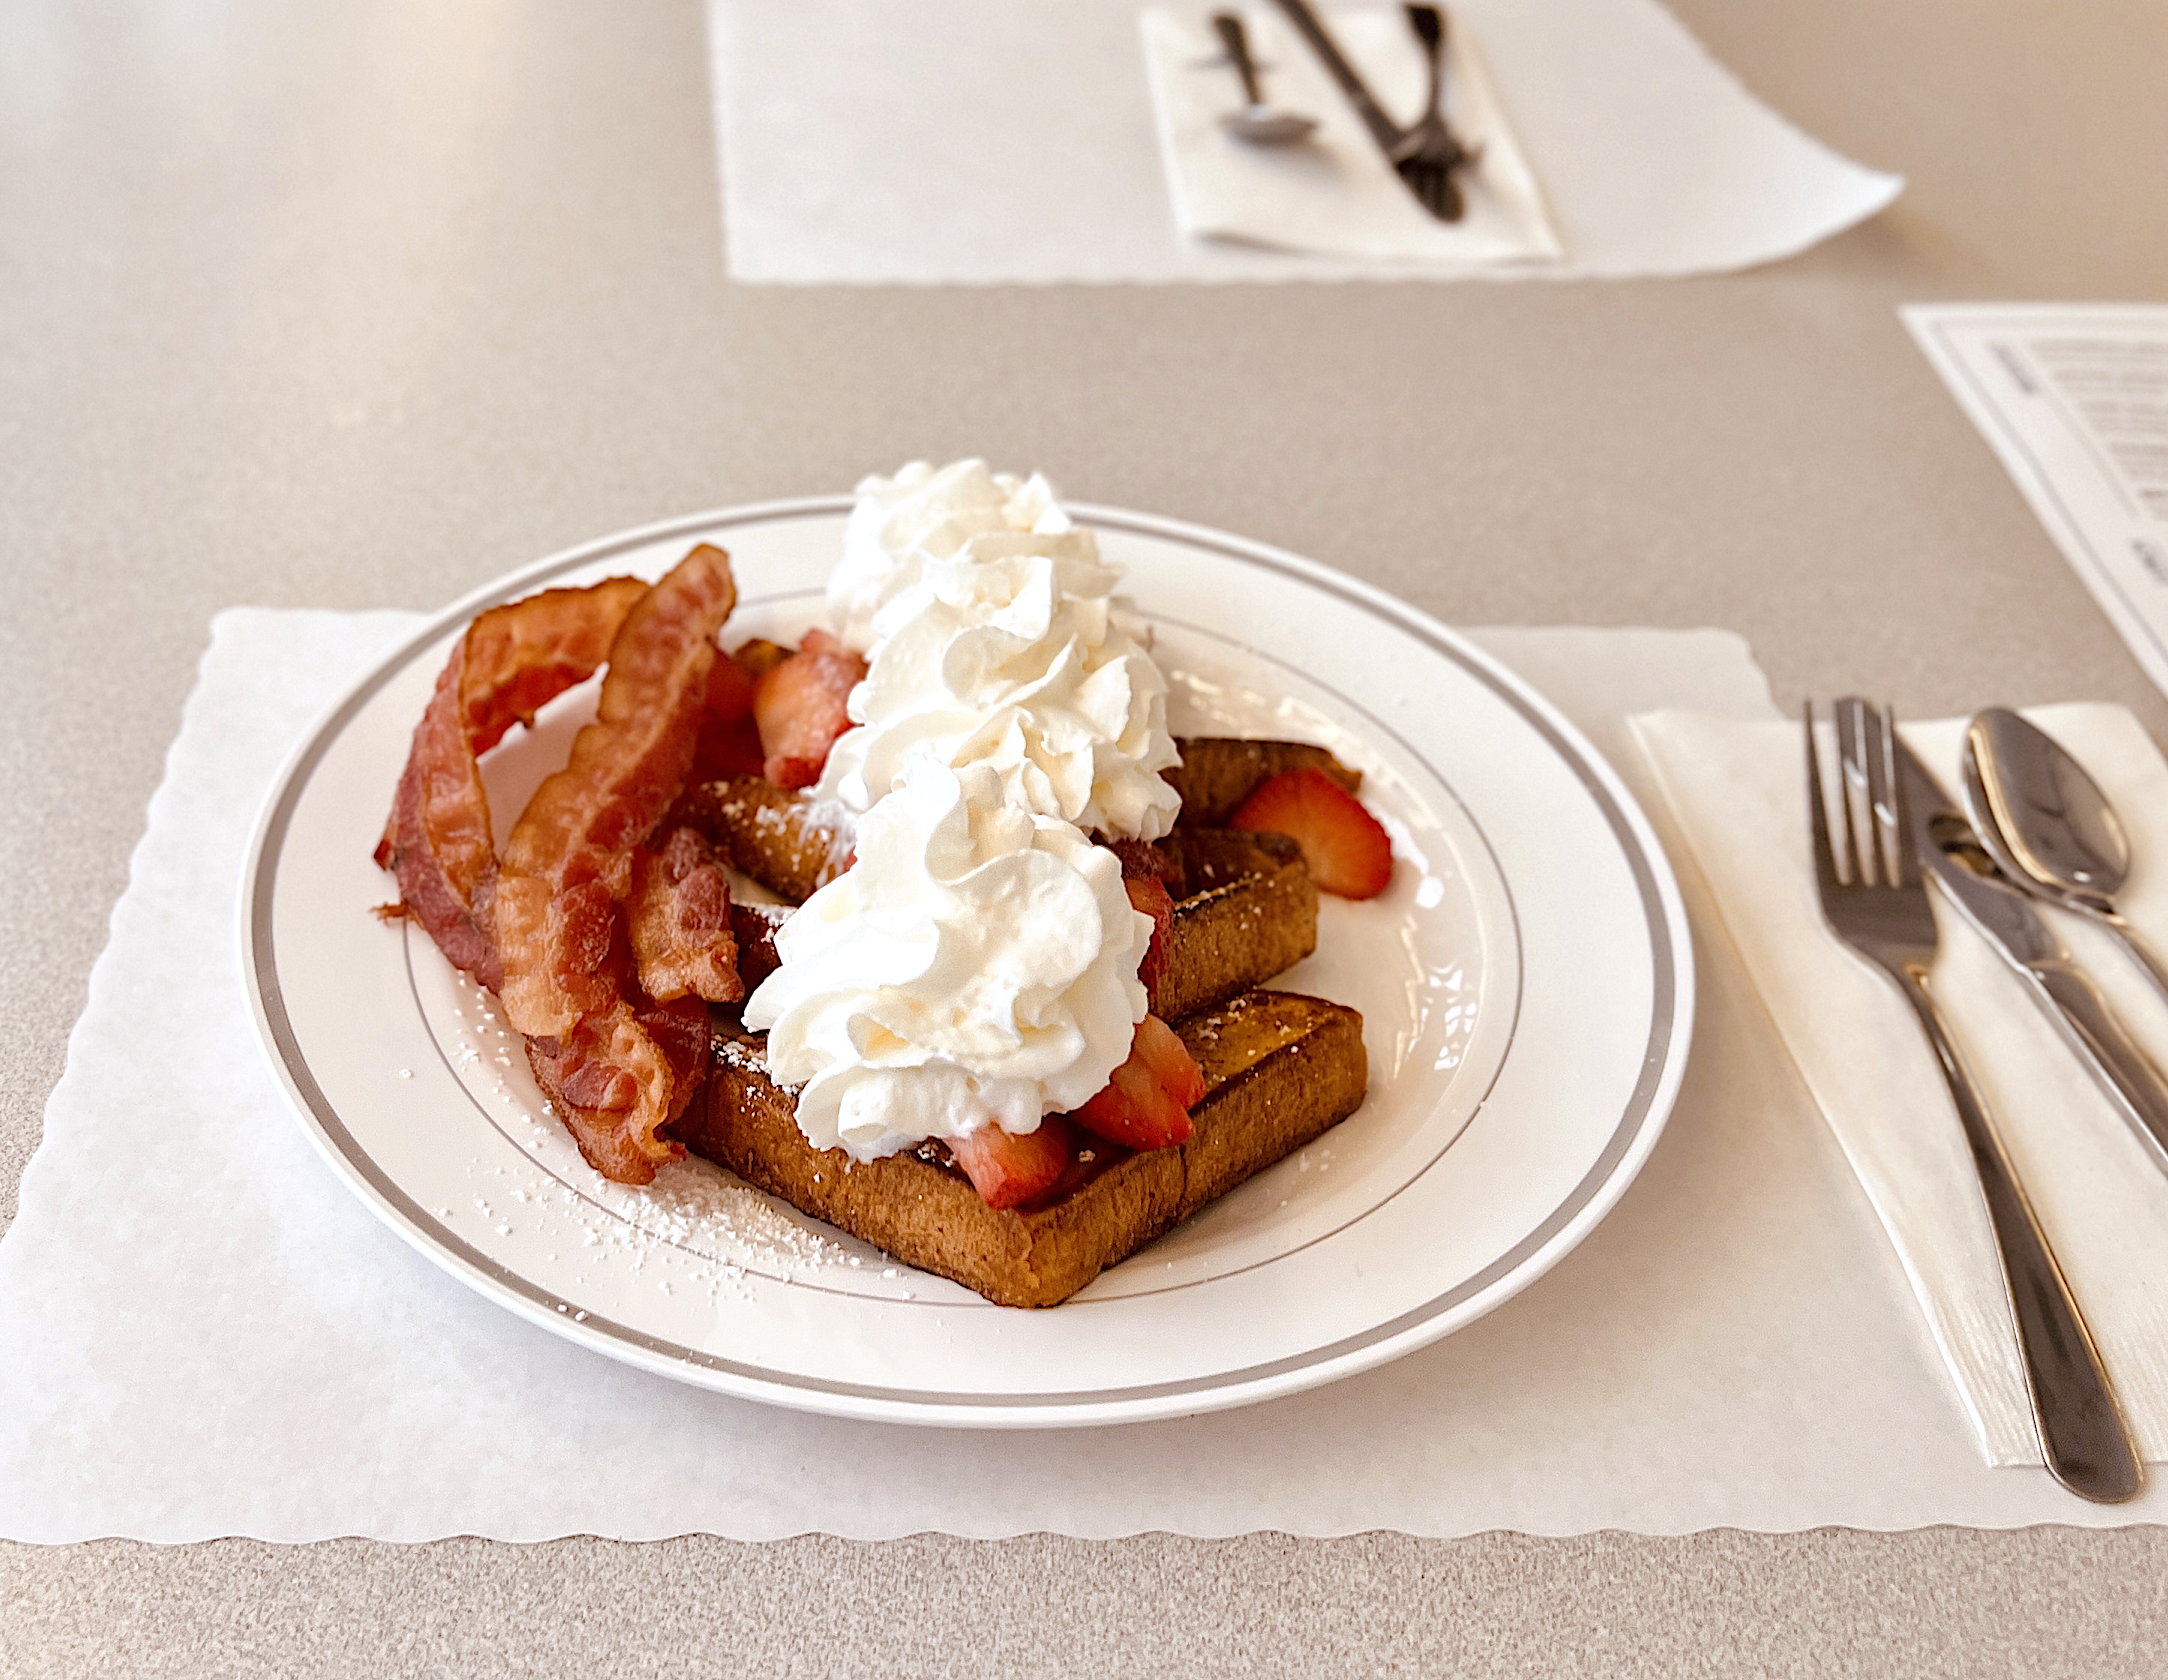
[1219, 105, 1319, 147]
[1962, 706, 2168, 1008]
[1211, 12, 1318, 150]
[1962, 708, 2131, 913]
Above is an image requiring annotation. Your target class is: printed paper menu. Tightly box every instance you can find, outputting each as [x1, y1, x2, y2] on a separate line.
[1905, 303, 2168, 697]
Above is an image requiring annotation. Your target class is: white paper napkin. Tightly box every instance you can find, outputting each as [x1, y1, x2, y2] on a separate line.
[1634, 708, 2168, 1468]
[707, 0, 1902, 284]
[17, 611, 2168, 1543]
[1139, 7, 1562, 266]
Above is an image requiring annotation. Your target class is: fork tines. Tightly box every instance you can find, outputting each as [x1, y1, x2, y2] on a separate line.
[1804, 697, 1918, 892]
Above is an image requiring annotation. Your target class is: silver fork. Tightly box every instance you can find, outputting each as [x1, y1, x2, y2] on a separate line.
[1806, 697, 2140, 1503]
[1388, 5, 1474, 222]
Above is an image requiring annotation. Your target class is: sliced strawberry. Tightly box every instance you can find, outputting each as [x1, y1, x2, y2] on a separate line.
[1073, 1015, 1202, 1152]
[753, 629, 867, 789]
[705, 647, 757, 720]
[1110, 838, 1179, 999]
[689, 713, 766, 781]
[731, 637, 793, 681]
[1124, 875, 1176, 998]
[1131, 1012, 1207, 1111]
[948, 1113, 1076, 1210]
[688, 651, 767, 781]
[1106, 836, 1180, 886]
[1229, 767, 1393, 899]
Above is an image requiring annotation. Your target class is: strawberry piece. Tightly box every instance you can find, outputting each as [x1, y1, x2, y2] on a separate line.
[705, 648, 757, 720]
[1106, 836, 1180, 886]
[1230, 767, 1393, 899]
[690, 713, 766, 781]
[1132, 1012, 1208, 1110]
[948, 1113, 1076, 1210]
[732, 637, 793, 681]
[1124, 875, 1176, 998]
[752, 629, 867, 789]
[1073, 1016, 1203, 1152]
[689, 650, 767, 781]
[1111, 837, 1179, 999]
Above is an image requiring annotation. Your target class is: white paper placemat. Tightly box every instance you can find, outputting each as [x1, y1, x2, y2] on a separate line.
[707, 0, 1901, 284]
[5, 611, 2164, 1543]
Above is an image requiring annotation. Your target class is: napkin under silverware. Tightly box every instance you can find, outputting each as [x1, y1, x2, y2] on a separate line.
[1139, 5, 1563, 266]
[1632, 705, 2168, 1468]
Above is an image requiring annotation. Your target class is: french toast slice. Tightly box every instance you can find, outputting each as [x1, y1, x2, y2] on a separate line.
[672, 734, 1361, 901]
[1164, 737, 1362, 828]
[1152, 829, 1317, 1022]
[677, 990, 1368, 1308]
[673, 779, 1319, 1021]
[671, 776, 855, 903]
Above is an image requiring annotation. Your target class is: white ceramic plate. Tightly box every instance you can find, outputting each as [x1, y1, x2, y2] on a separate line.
[244, 498, 1692, 1429]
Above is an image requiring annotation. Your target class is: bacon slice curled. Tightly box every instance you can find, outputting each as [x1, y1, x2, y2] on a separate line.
[627, 826, 744, 1005]
[493, 544, 739, 1182]
[524, 993, 711, 1184]
[376, 576, 650, 988]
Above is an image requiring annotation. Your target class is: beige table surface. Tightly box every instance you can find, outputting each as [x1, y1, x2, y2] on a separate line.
[7, 0, 2168, 1673]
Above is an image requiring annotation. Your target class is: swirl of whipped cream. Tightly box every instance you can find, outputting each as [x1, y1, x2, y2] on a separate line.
[816, 461, 1181, 840]
[827, 460, 1071, 653]
[742, 761, 1152, 1161]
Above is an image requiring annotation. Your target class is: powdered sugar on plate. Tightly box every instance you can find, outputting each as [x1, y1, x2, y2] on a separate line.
[415, 956, 879, 1301]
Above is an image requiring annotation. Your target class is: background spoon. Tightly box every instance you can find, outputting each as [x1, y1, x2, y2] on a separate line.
[1212, 13, 1318, 147]
[1961, 707, 2168, 1008]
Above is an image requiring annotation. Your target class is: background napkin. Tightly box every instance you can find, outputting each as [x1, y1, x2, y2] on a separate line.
[1635, 709, 2168, 1468]
[1139, 7, 1562, 267]
[707, 0, 1901, 284]
[11, 611, 2168, 1544]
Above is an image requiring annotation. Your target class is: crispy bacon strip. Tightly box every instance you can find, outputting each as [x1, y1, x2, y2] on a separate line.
[493, 544, 739, 1182]
[627, 826, 744, 1005]
[525, 994, 710, 1183]
[375, 575, 649, 988]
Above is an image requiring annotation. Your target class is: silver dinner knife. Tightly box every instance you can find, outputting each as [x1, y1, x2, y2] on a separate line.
[1896, 734, 2168, 1180]
[1272, 3, 1419, 177]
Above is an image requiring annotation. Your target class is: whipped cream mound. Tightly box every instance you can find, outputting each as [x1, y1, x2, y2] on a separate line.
[829, 460, 1072, 652]
[816, 460, 1183, 841]
[743, 460, 1177, 1163]
[743, 762, 1151, 1161]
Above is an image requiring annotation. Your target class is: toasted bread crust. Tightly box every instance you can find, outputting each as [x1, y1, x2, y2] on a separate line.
[677, 991, 1368, 1307]
[671, 776, 854, 902]
[1153, 830, 1318, 1021]
[667, 744, 1361, 1307]
[677, 736, 1361, 900]
[1166, 738, 1362, 828]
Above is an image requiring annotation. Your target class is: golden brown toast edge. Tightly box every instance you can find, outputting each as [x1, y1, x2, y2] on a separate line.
[674, 990, 1368, 1308]
[1153, 829, 1318, 1021]
[672, 776, 854, 903]
[1165, 738, 1362, 828]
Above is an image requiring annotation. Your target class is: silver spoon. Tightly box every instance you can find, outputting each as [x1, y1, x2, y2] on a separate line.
[1961, 706, 2168, 1008]
[1212, 13, 1318, 147]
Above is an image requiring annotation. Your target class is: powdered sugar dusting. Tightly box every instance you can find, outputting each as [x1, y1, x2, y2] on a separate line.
[409, 951, 916, 1306]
